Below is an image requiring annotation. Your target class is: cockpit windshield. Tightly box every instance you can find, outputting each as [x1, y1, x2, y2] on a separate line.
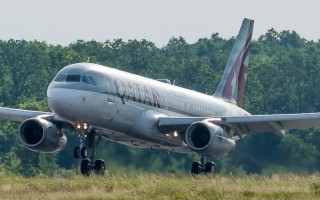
[81, 75, 98, 85]
[54, 74, 67, 82]
[82, 75, 90, 84]
[88, 76, 97, 85]
[54, 68, 99, 86]
[66, 75, 81, 82]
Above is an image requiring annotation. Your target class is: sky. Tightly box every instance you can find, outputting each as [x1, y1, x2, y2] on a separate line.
[0, 0, 319, 47]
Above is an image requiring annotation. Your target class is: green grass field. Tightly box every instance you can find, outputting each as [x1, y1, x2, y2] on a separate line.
[1, 173, 320, 200]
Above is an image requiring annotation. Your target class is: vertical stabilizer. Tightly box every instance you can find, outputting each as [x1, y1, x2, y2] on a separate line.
[214, 18, 254, 107]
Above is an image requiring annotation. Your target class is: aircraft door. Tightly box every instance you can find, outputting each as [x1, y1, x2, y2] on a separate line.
[105, 76, 115, 104]
[102, 76, 117, 123]
[164, 98, 169, 110]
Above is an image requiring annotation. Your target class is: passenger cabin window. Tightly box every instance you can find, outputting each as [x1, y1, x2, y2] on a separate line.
[66, 75, 81, 82]
[54, 74, 67, 82]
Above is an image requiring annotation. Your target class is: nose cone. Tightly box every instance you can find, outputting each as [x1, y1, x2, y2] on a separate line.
[47, 85, 79, 122]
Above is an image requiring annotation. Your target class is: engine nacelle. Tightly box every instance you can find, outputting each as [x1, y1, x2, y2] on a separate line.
[19, 117, 67, 153]
[185, 121, 235, 156]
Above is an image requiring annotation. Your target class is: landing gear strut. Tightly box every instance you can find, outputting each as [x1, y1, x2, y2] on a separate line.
[73, 127, 105, 176]
[191, 155, 215, 176]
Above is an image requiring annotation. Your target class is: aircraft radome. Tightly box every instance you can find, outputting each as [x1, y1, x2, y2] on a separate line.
[1, 18, 320, 176]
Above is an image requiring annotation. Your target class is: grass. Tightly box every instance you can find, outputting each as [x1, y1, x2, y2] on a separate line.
[1, 173, 320, 199]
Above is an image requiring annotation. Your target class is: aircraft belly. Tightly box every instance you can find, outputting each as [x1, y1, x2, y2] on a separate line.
[96, 128, 191, 153]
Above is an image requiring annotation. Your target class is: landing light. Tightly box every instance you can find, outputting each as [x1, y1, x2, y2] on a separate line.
[173, 131, 178, 137]
[76, 123, 89, 130]
[165, 132, 179, 138]
[83, 123, 88, 130]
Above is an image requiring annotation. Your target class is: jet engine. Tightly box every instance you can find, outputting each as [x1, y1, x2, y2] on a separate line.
[185, 121, 235, 156]
[19, 117, 67, 153]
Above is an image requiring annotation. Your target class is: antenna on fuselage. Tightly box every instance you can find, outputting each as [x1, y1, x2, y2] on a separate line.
[87, 57, 90, 63]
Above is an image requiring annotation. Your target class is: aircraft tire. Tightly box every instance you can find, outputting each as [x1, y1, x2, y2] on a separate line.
[204, 161, 215, 176]
[191, 161, 201, 176]
[81, 147, 88, 158]
[94, 159, 105, 175]
[73, 147, 80, 159]
[81, 159, 91, 176]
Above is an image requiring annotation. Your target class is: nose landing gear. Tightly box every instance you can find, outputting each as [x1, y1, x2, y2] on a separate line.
[73, 146, 88, 159]
[73, 124, 105, 176]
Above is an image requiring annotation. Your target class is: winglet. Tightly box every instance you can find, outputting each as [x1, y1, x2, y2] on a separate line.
[214, 18, 254, 107]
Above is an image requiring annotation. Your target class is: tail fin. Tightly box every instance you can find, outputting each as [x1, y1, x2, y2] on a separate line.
[214, 18, 254, 107]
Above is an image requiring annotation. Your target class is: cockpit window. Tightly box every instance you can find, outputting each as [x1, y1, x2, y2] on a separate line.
[54, 74, 67, 82]
[53, 67, 99, 86]
[88, 76, 97, 85]
[66, 75, 81, 82]
[82, 75, 91, 84]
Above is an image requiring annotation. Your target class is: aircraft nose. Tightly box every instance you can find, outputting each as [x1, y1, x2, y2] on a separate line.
[47, 87, 78, 122]
[48, 87, 66, 115]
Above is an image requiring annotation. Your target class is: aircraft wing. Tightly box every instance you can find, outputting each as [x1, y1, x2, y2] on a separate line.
[158, 113, 320, 138]
[223, 113, 320, 134]
[0, 107, 65, 123]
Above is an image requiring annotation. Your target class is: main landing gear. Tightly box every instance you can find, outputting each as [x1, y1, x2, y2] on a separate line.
[73, 126, 105, 176]
[191, 155, 215, 176]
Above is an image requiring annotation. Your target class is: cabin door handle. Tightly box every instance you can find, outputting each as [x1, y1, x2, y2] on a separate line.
[108, 98, 115, 103]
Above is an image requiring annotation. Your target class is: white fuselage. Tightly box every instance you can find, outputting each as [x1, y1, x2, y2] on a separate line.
[47, 63, 250, 153]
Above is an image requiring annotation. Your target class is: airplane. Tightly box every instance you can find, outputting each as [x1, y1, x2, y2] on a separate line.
[1, 18, 320, 176]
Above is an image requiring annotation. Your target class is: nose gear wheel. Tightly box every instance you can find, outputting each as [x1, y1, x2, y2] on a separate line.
[73, 127, 105, 176]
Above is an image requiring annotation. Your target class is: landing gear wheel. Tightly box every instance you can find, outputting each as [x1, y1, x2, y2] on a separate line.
[81, 147, 88, 158]
[73, 147, 80, 159]
[191, 161, 201, 176]
[81, 159, 91, 176]
[191, 155, 216, 176]
[75, 129, 104, 176]
[95, 159, 105, 175]
[204, 161, 215, 176]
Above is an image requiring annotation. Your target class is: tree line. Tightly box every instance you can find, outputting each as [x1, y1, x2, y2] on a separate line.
[0, 29, 320, 176]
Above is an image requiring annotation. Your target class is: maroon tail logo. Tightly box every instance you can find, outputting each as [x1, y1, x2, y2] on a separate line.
[214, 18, 253, 108]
